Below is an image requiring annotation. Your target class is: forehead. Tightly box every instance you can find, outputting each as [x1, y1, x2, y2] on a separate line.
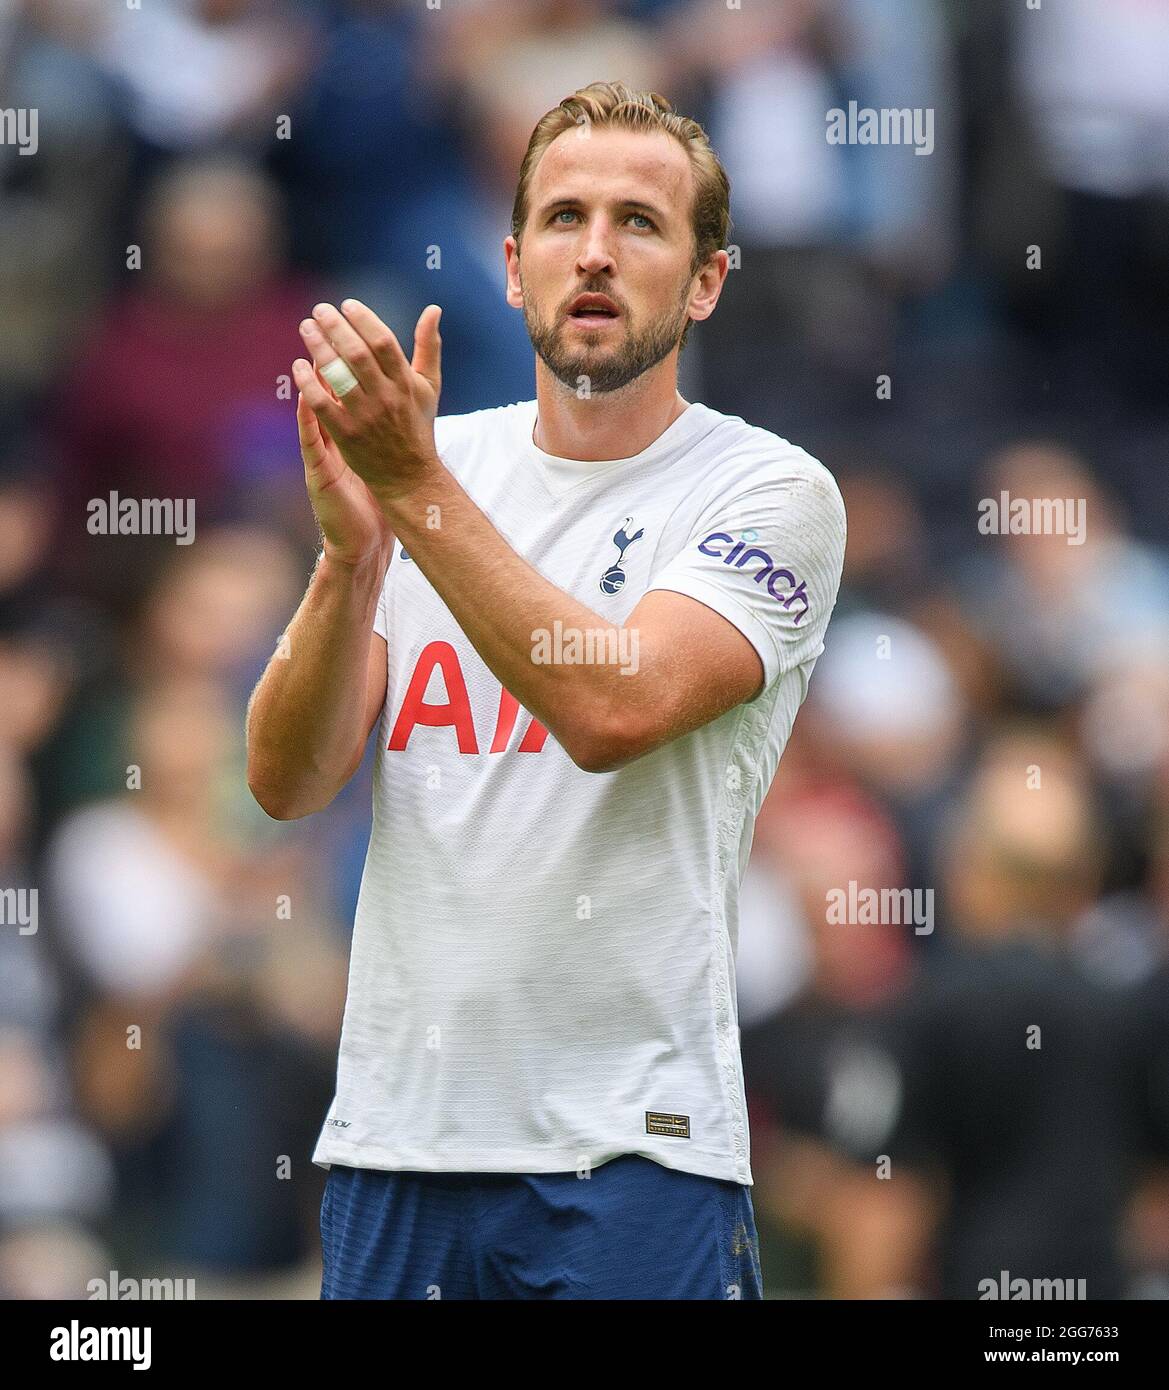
[527, 126, 694, 216]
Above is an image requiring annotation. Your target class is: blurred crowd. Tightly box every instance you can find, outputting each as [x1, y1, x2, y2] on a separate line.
[1, 0, 1168, 1298]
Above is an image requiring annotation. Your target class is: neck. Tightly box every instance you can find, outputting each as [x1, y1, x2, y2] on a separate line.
[532, 363, 689, 461]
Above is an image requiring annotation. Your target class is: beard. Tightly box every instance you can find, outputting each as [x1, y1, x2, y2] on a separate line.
[521, 271, 693, 394]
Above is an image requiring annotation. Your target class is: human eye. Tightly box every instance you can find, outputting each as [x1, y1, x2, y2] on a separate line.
[551, 208, 579, 224]
[628, 212, 656, 230]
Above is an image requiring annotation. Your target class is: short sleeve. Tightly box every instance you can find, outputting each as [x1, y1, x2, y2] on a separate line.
[645, 457, 846, 693]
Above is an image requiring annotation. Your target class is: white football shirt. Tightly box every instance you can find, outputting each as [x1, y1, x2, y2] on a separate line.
[312, 397, 846, 1184]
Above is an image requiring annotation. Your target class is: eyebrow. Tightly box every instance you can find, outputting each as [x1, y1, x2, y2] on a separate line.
[538, 196, 670, 224]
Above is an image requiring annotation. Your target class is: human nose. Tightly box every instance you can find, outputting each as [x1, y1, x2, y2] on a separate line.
[575, 214, 617, 275]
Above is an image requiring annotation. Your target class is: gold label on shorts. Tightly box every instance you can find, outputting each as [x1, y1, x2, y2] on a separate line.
[645, 1111, 691, 1138]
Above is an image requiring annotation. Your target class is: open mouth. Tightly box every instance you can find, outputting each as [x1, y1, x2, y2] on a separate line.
[567, 309, 621, 332]
[568, 295, 620, 323]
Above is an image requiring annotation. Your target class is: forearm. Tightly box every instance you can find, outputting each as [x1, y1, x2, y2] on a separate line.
[246, 547, 387, 817]
[383, 465, 639, 767]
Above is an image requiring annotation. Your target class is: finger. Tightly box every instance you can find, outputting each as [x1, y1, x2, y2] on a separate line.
[410, 304, 442, 397]
[296, 392, 325, 463]
[299, 318, 363, 401]
[337, 298, 412, 382]
[292, 358, 348, 438]
[311, 363, 346, 408]
[311, 301, 391, 394]
[296, 392, 339, 474]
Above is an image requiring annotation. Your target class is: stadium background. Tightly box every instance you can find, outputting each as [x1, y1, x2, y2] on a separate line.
[2, 0, 1169, 1299]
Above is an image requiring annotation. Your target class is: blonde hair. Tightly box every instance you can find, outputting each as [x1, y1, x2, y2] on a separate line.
[511, 81, 731, 347]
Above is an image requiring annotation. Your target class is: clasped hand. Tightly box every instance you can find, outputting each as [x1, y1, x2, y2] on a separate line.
[292, 299, 443, 508]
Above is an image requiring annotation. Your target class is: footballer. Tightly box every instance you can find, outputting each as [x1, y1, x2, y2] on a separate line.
[246, 81, 846, 1300]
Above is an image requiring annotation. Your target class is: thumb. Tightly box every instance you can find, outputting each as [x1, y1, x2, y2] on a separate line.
[411, 304, 442, 398]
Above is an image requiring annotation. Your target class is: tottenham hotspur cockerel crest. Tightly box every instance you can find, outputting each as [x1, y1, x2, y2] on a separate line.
[600, 517, 645, 594]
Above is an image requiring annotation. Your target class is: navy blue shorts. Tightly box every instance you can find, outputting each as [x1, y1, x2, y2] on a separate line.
[320, 1156, 762, 1300]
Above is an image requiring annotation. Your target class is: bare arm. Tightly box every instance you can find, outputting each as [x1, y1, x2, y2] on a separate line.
[246, 555, 388, 819]
[246, 389, 392, 819]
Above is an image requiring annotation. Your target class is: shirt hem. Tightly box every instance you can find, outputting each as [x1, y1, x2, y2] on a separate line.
[312, 1139, 753, 1187]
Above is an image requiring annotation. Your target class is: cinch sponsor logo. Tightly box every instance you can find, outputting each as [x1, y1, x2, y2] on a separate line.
[696, 533, 810, 624]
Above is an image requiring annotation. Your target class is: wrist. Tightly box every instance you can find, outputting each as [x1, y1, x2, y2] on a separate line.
[369, 451, 446, 520]
[319, 539, 391, 583]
